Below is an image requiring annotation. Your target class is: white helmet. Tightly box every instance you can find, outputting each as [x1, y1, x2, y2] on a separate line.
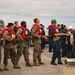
[68, 26, 73, 29]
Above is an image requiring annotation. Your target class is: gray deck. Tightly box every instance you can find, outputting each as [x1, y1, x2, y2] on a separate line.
[0, 47, 63, 75]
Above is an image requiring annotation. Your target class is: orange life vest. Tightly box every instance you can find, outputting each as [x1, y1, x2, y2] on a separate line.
[0, 28, 3, 39]
[17, 26, 28, 39]
[47, 24, 58, 37]
[4, 28, 16, 43]
[32, 24, 42, 36]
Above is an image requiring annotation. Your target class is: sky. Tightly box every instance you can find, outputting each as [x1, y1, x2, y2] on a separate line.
[0, 0, 75, 30]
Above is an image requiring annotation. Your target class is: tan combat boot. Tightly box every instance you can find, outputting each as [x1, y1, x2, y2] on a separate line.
[38, 58, 45, 65]
[26, 62, 33, 67]
[38, 62, 45, 65]
[0, 68, 3, 71]
[34, 61, 40, 66]
[4, 65, 8, 70]
[13, 64, 21, 69]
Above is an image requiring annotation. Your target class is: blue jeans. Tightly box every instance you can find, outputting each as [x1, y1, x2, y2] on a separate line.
[68, 41, 75, 58]
[41, 37, 46, 50]
[52, 40, 61, 62]
[49, 38, 53, 52]
[61, 41, 67, 57]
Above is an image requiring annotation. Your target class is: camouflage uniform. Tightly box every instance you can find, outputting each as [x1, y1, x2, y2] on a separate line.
[16, 28, 30, 65]
[0, 20, 5, 30]
[0, 41, 3, 71]
[0, 40, 3, 63]
[31, 25, 43, 64]
[0, 46, 1, 64]
[3, 31, 17, 66]
[0, 27, 4, 71]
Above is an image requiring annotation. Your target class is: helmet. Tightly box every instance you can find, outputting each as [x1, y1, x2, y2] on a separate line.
[51, 19, 57, 23]
[68, 26, 73, 29]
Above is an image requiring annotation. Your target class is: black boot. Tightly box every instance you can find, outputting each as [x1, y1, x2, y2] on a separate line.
[51, 61, 57, 65]
[58, 60, 63, 65]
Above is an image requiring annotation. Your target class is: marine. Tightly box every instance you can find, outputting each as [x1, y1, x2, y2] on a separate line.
[16, 21, 33, 67]
[31, 18, 45, 66]
[0, 27, 3, 71]
[3, 23, 21, 70]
